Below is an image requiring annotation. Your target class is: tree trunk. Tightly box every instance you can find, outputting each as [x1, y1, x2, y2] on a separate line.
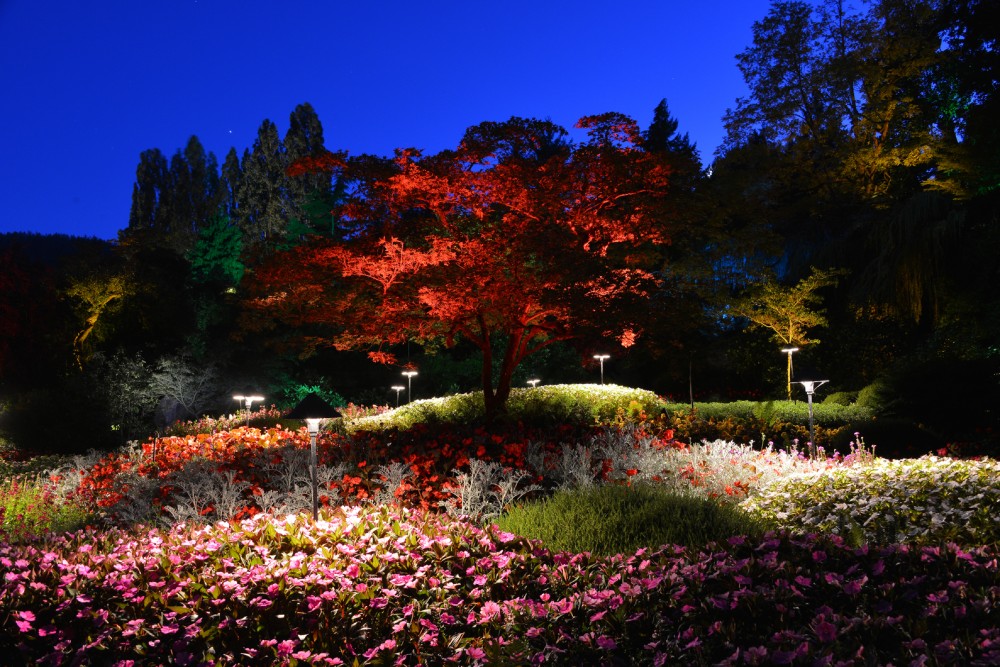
[481, 331, 521, 422]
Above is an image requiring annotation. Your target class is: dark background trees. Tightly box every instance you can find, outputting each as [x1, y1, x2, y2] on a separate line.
[1, 0, 997, 453]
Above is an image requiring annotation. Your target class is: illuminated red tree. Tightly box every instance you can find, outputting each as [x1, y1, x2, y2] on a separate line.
[247, 114, 677, 417]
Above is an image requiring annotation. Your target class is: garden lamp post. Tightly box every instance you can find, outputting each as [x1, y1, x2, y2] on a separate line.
[593, 354, 610, 385]
[287, 393, 341, 521]
[391, 385, 405, 407]
[402, 370, 418, 403]
[781, 347, 799, 401]
[796, 380, 829, 458]
[527, 379, 540, 388]
[232, 394, 264, 427]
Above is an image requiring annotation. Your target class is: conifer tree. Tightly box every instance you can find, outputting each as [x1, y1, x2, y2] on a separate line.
[284, 103, 329, 215]
[236, 120, 289, 251]
[127, 148, 169, 235]
[219, 147, 243, 220]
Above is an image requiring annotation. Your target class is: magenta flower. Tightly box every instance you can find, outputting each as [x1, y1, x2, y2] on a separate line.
[814, 618, 838, 643]
[597, 635, 617, 650]
[479, 600, 502, 623]
[15, 610, 34, 632]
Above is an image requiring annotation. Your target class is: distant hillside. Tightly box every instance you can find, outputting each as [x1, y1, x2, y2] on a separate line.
[0, 232, 115, 266]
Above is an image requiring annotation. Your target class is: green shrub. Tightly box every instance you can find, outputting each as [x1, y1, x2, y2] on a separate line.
[494, 483, 765, 556]
[346, 384, 666, 433]
[742, 455, 1000, 547]
[856, 381, 890, 410]
[0, 474, 91, 542]
[823, 391, 857, 406]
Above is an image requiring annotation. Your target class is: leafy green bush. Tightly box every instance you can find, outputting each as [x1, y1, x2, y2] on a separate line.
[823, 391, 858, 406]
[742, 455, 1000, 546]
[856, 380, 891, 410]
[1, 473, 92, 542]
[663, 400, 870, 426]
[345, 384, 666, 432]
[494, 483, 765, 556]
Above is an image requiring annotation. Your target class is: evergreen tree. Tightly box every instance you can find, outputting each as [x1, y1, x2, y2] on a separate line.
[236, 119, 289, 251]
[219, 147, 243, 219]
[183, 136, 224, 233]
[127, 148, 169, 236]
[284, 103, 329, 215]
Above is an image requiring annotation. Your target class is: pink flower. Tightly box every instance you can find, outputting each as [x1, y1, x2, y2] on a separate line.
[597, 635, 617, 650]
[815, 618, 838, 643]
[466, 647, 486, 660]
[479, 600, 502, 623]
[549, 598, 573, 615]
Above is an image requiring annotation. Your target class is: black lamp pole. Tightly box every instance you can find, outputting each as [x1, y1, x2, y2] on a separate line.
[287, 394, 341, 520]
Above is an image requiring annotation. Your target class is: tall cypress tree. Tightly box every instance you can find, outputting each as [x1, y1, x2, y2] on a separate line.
[126, 148, 169, 238]
[235, 119, 289, 251]
[285, 103, 328, 205]
[219, 147, 243, 221]
[183, 136, 224, 234]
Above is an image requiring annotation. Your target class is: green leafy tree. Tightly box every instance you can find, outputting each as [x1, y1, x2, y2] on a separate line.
[733, 267, 845, 398]
[65, 271, 133, 369]
[187, 215, 245, 288]
[724, 0, 939, 202]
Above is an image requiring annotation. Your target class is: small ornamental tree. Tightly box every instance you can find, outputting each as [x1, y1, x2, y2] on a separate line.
[246, 114, 680, 418]
[733, 267, 845, 397]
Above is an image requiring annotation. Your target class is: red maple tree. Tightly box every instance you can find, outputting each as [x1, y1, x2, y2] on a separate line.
[246, 114, 677, 418]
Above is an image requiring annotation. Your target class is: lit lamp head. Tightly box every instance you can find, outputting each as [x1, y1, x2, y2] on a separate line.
[527, 378, 540, 388]
[402, 370, 418, 379]
[796, 380, 829, 395]
[287, 393, 341, 433]
[233, 394, 265, 408]
[593, 354, 610, 362]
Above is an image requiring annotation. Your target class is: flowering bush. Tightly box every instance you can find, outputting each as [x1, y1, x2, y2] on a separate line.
[346, 384, 666, 432]
[742, 455, 1000, 546]
[0, 474, 90, 543]
[164, 405, 289, 436]
[2, 507, 1000, 665]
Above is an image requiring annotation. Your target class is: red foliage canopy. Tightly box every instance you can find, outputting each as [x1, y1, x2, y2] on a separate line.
[247, 114, 677, 416]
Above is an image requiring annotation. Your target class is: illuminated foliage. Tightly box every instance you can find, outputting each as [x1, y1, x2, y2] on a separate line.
[247, 114, 678, 417]
[64, 271, 133, 369]
[733, 268, 845, 349]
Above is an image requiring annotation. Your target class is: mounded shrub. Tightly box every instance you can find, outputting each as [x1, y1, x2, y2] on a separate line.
[494, 482, 765, 556]
[742, 455, 1000, 546]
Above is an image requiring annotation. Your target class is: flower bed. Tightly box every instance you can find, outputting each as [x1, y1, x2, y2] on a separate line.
[3, 506, 999, 665]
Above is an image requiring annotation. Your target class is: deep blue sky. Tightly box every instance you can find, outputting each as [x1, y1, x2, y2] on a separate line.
[0, 0, 772, 241]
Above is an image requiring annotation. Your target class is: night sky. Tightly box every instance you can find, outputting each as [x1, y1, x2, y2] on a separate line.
[0, 0, 772, 241]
